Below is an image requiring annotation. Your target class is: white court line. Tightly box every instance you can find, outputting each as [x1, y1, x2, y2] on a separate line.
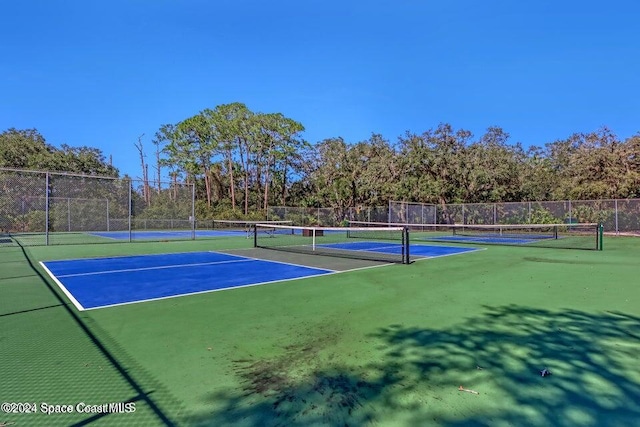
[57, 258, 254, 278]
[39, 261, 86, 311]
[317, 242, 405, 256]
[221, 252, 338, 273]
[88, 232, 122, 240]
[79, 271, 335, 311]
[409, 246, 487, 262]
[41, 250, 249, 263]
[339, 244, 403, 253]
[39, 251, 336, 311]
[40, 246, 481, 312]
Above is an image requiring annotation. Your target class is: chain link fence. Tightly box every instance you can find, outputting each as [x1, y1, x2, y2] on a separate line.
[0, 168, 195, 246]
[269, 199, 640, 234]
[3, 167, 638, 246]
[437, 200, 640, 234]
[387, 201, 438, 224]
[267, 206, 345, 226]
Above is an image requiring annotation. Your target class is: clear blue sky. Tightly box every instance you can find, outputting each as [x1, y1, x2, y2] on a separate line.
[2, 0, 639, 180]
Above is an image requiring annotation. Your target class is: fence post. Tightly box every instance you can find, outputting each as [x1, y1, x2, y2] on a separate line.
[128, 180, 132, 243]
[614, 199, 619, 235]
[191, 183, 196, 240]
[45, 172, 50, 246]
[568, 200, 572, 224]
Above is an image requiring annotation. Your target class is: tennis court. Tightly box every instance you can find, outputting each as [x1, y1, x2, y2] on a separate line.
[40, 252, 335, 310]
[2, 225, 640, 426]
[349, 221, 603, 250]
[40, 239, 479, 310]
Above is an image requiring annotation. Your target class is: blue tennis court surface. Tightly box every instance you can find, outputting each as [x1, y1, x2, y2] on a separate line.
[40, 252, 333, 310]
[318, 241, 480, 258]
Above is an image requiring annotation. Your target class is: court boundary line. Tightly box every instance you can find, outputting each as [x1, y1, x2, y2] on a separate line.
[74, 270, 336, 311]
[56, 258, 255, 278]
[39, 246, 483, 311]
[41, 250, 249, 263]
[230, 244, 485, 265]
[218, 251, 339, 273]
[254, 242, 407, 263]
[317, 242, 406, 254]
[409, 245, 486, 262]
[40, 251, 336, 311]
[18, 243, 176, 425]
[39, 261, 87, 311]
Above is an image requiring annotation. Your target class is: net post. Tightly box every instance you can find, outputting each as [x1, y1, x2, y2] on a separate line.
[598, 223, 604, 251]
[45, 172, 50, 246]
[401, 226, 405, 263]
[312, 228, 316, 251]
[253, 224, 258, 248]
[553, 225, 558, 239]
[403, 226, 410, 264]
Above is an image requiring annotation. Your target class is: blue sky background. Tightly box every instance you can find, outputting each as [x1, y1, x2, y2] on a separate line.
[2, 0, 639, 180]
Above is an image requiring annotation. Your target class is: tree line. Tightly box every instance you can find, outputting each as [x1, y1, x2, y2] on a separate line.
[0, 128, 118, 177]
[2, 104, 639, 220]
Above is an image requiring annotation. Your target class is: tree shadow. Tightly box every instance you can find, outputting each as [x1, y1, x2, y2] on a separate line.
[374, 306, 640, 426]
[188, 305, 640, 426]
[6, 242, 179, 426]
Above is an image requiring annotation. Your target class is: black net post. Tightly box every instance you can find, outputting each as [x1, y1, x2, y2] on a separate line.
[253, 224, 258, 248]
[403, 227, 410, 264]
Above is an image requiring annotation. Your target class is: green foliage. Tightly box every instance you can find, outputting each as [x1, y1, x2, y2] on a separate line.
[571, 205, 614, 225]
[5, 115, 640, 223]
[528, 208, 561, 224]
[0, 128, 118, 176]
[26, 210, 46, 232]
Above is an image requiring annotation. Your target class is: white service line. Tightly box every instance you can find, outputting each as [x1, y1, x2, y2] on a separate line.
[57, 258, 255, 278]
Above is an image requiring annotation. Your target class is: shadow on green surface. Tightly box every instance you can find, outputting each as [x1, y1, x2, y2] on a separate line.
[375, 306, 640, 426]
[189, 305, 640, 426]
[0, 244, 178, 426]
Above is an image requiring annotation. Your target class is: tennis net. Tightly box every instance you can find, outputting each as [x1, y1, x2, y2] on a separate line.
[253, 223, 410, 263]
[348, 221, 603, 250]
[208, 220, 292, 237]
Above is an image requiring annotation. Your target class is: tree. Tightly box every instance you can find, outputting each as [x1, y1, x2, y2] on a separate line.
[0, 128, 118, 176]
[209, 103, 253, 212]
[462, 127, 525, 203]
[253, 113, 305, 211]
[304, 137, 358, 219]
[163, 114, 220, 207]
[134, 133, 151, 206]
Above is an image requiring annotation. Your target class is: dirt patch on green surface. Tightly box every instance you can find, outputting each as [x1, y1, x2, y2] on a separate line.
[232, 321, 379, 425]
